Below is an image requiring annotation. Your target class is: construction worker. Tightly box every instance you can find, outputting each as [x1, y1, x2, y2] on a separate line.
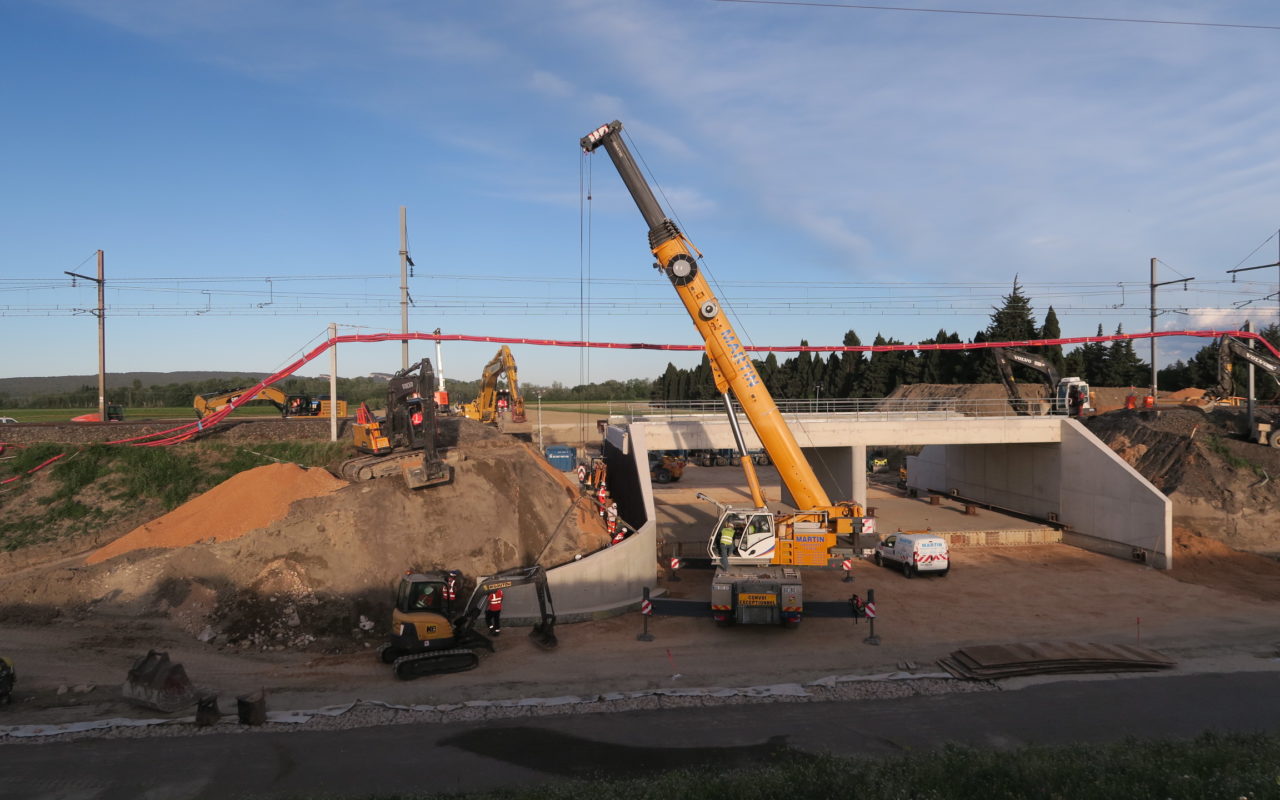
[718, 517, 737, 569]
[443, 571, 459, 615]
[414, 585, 437, 610]
[485, 590, 504, 636]
[610, 525, 625, 545]
[596, 482, 609, 516]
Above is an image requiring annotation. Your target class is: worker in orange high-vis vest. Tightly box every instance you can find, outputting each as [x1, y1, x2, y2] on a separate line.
[485, 589, 504, 636]
[596, 482, 609, 516]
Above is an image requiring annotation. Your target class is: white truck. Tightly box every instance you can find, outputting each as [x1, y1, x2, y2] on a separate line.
[874, 532, 950, 578]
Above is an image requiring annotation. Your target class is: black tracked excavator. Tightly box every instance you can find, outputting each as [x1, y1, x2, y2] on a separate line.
[379, 565, 558, 680]
[340, 358, 453, 488]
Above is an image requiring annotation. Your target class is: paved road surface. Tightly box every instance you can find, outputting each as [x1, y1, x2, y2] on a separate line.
[4, 671, 1278, 800]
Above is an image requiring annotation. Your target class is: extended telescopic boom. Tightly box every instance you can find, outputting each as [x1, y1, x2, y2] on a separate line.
[582, 121, 833, 511]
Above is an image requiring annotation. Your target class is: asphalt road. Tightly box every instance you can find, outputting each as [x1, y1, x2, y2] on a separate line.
[4, 671, 1278, 800]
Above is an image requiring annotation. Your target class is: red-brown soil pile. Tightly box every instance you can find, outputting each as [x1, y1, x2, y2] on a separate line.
[86, 463, 345, 564]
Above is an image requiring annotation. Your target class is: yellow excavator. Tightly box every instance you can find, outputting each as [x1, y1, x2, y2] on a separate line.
[583, 120, 864, 626]
[193, 386, 347, 419]
[379, 565, 558, 680]
[460, 346, 527, 424]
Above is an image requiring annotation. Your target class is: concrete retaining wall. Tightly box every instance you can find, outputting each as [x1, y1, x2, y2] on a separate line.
[907, 419, 1171, 568]
[504, 423, 658, 623]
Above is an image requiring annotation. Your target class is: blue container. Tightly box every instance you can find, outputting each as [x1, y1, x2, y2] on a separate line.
[544, 446, 577, 472]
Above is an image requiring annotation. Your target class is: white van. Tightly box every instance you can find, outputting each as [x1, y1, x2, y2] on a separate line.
[873, 533, 949, 578]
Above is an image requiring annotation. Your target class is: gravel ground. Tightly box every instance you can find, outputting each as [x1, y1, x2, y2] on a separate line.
[0, 673, 996, 744]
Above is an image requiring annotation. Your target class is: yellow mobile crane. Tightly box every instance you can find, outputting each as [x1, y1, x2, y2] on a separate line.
[582, 121, 863, 626]
[460, 346, 527, 424]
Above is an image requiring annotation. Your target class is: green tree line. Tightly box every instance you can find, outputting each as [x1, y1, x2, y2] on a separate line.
[651, 278, 1280, 402]
[0, 373, 653, 412]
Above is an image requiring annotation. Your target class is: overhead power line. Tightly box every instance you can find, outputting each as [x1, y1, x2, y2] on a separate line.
[711, 0, 1280, 31]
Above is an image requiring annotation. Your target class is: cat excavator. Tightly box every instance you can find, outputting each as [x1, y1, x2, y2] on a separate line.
[460, 346, 527, 424]
[340, 358, 453, 488]
[379, 565, 558, 680]
[193, 386, 347, 419]
[582, 120, 864, 626]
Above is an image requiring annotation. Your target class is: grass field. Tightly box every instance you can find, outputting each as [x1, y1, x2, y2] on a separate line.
[0, 407, 278, 422]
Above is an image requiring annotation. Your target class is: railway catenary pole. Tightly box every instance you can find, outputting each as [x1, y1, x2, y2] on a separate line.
[1149, 258, 1194, 403]
[400, 207, 411, 371]
[64, 250, 106, 422]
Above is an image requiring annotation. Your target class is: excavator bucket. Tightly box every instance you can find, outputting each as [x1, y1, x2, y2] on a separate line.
[529, 621, 558, 650]
[121, 650, 197, 712]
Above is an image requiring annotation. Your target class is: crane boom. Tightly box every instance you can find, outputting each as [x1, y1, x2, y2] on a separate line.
[582, 121, 832, 511]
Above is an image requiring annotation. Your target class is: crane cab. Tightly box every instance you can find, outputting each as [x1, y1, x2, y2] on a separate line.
[706, 509, 777, 563]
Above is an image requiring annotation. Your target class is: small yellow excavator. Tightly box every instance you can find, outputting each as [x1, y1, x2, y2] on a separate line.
[379, 565, 558, 680]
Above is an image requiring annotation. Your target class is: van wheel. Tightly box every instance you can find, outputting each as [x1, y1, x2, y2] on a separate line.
[904, 563, 914, 579]
[873, 552, 882, 567]
[938, 568, 949, 577]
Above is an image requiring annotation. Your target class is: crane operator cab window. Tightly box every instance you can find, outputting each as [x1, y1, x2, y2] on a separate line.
[740, 513, 776, 558]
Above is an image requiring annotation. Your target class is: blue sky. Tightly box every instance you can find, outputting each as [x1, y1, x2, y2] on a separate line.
[2, 0, 1279, 388]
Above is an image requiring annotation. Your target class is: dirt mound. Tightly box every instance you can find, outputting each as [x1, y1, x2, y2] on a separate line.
[1084, 407, 1280, 556]
[86, 463, 345, 564]
[0, 418, 610, 652]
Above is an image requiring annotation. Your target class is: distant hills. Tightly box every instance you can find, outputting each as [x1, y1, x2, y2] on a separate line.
[0, 372, 278, 396]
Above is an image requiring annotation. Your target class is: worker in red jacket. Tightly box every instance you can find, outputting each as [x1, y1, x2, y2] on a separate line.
[485, 590, 504, 636]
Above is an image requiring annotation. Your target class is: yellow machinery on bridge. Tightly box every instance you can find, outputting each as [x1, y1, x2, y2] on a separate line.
[194, 386, 347, 419]
[582, 121, 863, 626]
[460, 346, 527, 424]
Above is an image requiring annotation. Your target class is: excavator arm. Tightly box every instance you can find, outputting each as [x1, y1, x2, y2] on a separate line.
[455, 566, 558, 649]
[991, 347, 1060, 416]
[1214, 334, 1280, 400]
[194, 386, 290, 418]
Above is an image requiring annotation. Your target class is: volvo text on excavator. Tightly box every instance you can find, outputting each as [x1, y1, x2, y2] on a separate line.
[194, 386, 347, 419]
[582, 120, 864, 627]
[991, 347, 1091, 416]
[460, 346, 527, 424]
[341, 358, 453, 488]
[379, 565, 558, 680]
